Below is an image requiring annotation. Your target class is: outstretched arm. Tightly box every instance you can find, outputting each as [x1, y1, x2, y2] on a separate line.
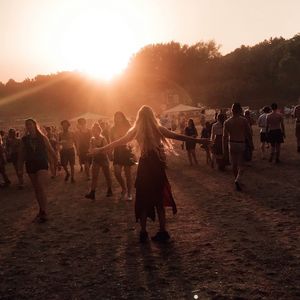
[159, 126, 208, 144]
[92, 128, 136, 154]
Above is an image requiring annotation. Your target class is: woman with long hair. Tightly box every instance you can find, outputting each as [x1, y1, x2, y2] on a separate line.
[6, 128, 24, 188]
[110, 112, 135, 201]
[85, 123, 113, 200]
[18, 119, 57, 222]
[91, 106, 208, 243]
[211, 113, 227, 170]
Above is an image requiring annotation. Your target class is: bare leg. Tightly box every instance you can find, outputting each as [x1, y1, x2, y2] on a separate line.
[28, 170, 48, 215]
[84, 161, 91, 179]
[70, 164, 75, 181]
[140, 211, 147, 232]
[156, 205, 166, 232]
[114, 165, 126, 195]
[102, 165, 112, 190]
[13, 162, 23, 186]
[187, 151, 193, 165]
[90, 163, 100, 191]
[124, 166, 132, 197]
[191, 149, 198, 165]
[275, 144, 281, 162]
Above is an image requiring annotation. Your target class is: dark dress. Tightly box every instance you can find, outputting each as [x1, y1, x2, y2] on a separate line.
[22, 135, 48, 174]
[184, 127, 198, 150]
[135, 149, 177, 222]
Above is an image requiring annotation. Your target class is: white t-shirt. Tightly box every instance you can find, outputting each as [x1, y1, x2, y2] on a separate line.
[257, 113, 268, 133]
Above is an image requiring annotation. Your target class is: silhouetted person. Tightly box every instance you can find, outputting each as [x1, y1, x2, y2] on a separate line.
[223, 103, 252, 191]
[266, 103, 285, 163]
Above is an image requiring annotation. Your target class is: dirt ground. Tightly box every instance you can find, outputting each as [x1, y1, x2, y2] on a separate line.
[0, 124, 299, 300]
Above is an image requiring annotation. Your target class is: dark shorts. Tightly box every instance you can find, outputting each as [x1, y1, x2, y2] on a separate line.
[7, 152, 18, 165]
[93, 154, 109, 167]
[79, 152, 92, 165]
[25, 160, 48, 174]
[268, 129, 284, 146]
[60, 148, 75, 166]
[260, 132, 268, 143]
[113, 146, 135, 166]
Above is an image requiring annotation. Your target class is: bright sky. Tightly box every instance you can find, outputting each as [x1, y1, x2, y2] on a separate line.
[0, 0, 299, 82]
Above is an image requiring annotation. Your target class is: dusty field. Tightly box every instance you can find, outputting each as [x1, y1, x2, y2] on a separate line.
[0, 124, 300, 300]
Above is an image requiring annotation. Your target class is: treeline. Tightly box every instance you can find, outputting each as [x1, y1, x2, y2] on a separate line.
[0, 34, 299, 118]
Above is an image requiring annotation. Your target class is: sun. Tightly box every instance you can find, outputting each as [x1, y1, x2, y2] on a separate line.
[58, 9, 135, 80]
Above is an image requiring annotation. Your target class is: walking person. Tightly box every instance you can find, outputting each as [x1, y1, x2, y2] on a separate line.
[18, 119, 57, 222]
[211, 113, 226, 170]
[76, 118, 92, 180]
[293, 102, 300, 153]
[45, 126, 59, 178]
[223, 103, 252, 191]
[91, 105, 209, 243]
[6, 128, 23, 188]
[85, 123, 113, 200]
[0, 134, 11, 187]
[59, 120, 76, 183]
[184, 119, 198, 165]
[257, 106, 271, 159]
[266, 103, 285, 163]
[110, 112, 135, 200]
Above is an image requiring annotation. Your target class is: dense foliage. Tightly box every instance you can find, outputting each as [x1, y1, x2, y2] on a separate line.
[0, 34, 299, 118]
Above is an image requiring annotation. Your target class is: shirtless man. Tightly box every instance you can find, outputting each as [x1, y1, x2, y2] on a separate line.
[59, 120, 76, 182]
[266, 103, 285, 163]
[223, 103, 252, 191]
[293, 101, 300, 153]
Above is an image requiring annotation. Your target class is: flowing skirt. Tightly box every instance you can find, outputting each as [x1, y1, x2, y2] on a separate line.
[135, 151, 177, 222]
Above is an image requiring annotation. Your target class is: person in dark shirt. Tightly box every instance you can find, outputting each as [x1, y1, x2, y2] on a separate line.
[18, 119, 57, 222]
[201, 121, 212, 165]
[184, 119, 198, 166]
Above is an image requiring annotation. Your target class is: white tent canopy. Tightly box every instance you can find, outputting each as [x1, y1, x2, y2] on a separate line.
[163, 104, 202, 114]
[69, 112, 109, 122]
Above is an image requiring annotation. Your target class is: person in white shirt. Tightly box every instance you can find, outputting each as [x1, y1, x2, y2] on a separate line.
[293, 102, 300, 153]
[257, 106, 271, 159]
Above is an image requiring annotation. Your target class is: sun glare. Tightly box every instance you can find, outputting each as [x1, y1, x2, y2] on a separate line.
[59, 9, 135, 80]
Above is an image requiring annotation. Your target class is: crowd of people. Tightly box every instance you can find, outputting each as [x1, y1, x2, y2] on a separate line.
[0, 102, 299, 242]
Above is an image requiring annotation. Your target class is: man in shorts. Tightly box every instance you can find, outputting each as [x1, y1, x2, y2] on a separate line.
[223, 103, 252, 191]
[266, 103, 285, 163]
[293, 102, 300, 153]
[59, 120, 76, 182]
[76, 118, 92, 180]
[257, 106, 271, 159]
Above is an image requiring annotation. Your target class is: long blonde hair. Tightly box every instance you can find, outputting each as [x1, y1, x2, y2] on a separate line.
[132, 105, 173, 155]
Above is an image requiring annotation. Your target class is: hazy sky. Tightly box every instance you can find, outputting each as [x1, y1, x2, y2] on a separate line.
[0, 0, 299, 82]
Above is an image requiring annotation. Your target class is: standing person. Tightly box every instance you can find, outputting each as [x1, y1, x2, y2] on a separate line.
[85, 123, 113, 200]
[91, 105, 209, 243]
[184, 119, 198, 166]
[223, 103, 252, 191]
[199, 109, 206, 128]
[257, 106, 271, 159]
[266, 103, 285, 163]
[18, 119, 57, 222]
[293, 102, 300, 153]
[110, 112, 135, 200]
[244, 110, 255, 162]
[0, 134, 11, 187]
[59, 120, 76, 183]
[45, 126, 58, 178]
[179, 115, 186, 150]
[211, 113, 226, 171]
[76, 118, 92, 180]
[201, 121, 212, 165]
[6, 128, 23, 188]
